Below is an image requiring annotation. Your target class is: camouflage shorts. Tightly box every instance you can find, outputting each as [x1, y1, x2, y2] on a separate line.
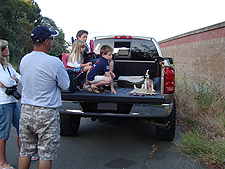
[19, 104, 60, 161]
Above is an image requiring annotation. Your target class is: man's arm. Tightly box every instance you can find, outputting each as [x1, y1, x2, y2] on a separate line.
[57, 65, 70, 91]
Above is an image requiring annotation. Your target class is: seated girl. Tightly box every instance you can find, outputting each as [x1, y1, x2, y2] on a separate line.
[67, 40, 92, 91]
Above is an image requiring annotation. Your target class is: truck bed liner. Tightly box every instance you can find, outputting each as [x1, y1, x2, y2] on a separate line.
[62, 87, 165, 104]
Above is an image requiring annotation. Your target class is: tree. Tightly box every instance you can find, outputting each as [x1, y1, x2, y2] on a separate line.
[0, 0, 22, 63]
[13, 0, 41, 25]
[0, 0, 69, 66]
[17, 14, 35, 55]
[14, 0, 42, 58]
[40, 17, 70, 57]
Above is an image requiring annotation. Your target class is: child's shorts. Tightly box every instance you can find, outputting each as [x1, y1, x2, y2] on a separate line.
[89, 75, 104, 84]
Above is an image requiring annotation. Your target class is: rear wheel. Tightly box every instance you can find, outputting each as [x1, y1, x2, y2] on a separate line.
[155, 99, 176, 141]
[60, 113, 80, 136]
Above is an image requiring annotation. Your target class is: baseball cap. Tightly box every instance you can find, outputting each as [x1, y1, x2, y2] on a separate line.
[30, 26, 58, 43]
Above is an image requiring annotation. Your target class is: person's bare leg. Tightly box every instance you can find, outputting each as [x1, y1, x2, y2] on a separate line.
[0, 138, 11, 168]
[83, 66, 92, 86]
[38, 160, 52, 169]
[85, 72, 89, 86]
[16, 135, 20, 152]
[18, 155, 31, 169]
[91, 77, 111, 89]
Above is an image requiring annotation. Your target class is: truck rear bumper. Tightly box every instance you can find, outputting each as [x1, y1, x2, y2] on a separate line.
[60, 102, 173, 118]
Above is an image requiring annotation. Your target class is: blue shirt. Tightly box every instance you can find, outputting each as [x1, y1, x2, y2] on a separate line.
[87, 56, 110, 81]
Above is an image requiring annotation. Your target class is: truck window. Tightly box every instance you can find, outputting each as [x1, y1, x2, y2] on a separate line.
[93, 38, 159, 61]
[114, 42, 130, 58]
[131, 39, 159, 61]
[93, 39, 114, 54]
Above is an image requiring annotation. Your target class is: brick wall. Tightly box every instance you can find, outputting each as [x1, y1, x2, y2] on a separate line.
[159, 22, 225, 92]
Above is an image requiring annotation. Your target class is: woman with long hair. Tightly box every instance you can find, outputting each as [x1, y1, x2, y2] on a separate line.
[0, 39, 21, 169]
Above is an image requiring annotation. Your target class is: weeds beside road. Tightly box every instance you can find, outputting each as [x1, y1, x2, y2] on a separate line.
[175, 74, 225, 169]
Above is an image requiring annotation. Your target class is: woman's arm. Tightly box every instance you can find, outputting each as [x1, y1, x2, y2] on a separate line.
[0, 66, 18, 87]
[9, 66, 21, 84]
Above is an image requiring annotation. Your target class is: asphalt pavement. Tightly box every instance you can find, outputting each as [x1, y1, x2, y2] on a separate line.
[5, 85, 205, 169]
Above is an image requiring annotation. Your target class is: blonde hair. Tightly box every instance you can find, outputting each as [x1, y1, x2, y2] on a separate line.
[0, 39, 9, 67]
[67, 40, 86, 63]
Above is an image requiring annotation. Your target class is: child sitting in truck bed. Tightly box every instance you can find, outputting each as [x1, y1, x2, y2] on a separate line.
[87, 45, 117, 94]
[67, 40, 92, 91]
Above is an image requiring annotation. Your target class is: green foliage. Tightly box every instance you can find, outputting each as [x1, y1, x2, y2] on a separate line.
[178, 128, 213, 155]
[0, 0, 40, 64]
[175, 74, 225, 168]
[0, 0, 16, 26]
[17, 14, 35, 55]
[40, 17, 70, 57]
[194, 79, 221, 110]
[13, 0, 41, 24]
[177, 128, 225, 167]
[0, 0, 69, 67]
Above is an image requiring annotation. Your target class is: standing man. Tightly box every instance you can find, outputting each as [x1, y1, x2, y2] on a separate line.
[18, 26, 70, 169]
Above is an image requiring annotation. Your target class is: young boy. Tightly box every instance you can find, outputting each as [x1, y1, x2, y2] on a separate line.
[87, 45, 117, 94]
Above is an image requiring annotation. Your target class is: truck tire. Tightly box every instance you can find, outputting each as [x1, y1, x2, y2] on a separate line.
[60, 113, 80, 136]
[155, 99, 176, 141]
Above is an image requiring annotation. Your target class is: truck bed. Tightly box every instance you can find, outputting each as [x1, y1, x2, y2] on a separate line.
[62, 87, 165, 104]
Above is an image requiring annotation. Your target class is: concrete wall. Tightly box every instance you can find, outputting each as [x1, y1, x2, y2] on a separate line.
[158, 22, 225, 92]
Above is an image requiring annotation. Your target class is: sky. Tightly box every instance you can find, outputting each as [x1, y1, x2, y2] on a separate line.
[35, 0, 224, 43]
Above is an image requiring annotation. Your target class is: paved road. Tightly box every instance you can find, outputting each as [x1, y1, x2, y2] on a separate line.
[6, 85, 205, 168]
[6, 116, 205, 169]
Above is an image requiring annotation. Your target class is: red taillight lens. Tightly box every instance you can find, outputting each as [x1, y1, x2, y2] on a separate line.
[164, 67, 175, 94]
[114, 35, 132, 39]
[165, 82, 175, 92]
[165, 67, 174, 80]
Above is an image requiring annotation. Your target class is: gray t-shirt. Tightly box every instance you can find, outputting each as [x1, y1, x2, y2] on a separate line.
[20, 51, 70, 108]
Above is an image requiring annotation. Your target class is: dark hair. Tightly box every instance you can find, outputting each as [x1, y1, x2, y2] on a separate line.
[100, 45, 113, 56]
[76, 30, 88, 39]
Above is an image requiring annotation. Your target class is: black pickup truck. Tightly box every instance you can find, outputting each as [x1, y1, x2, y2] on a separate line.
[60, 35, 176, 141]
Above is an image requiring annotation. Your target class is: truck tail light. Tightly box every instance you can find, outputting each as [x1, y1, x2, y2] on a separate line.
[164, 67, 175, 94]
[114, 35, 132, 39]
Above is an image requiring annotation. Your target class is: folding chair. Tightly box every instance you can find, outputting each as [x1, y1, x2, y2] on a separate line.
[62, 53, 85, 91]
[62, 52, 68, 68]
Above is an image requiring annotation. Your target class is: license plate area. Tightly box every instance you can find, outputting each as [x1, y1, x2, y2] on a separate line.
[97, 103, 117, 110]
